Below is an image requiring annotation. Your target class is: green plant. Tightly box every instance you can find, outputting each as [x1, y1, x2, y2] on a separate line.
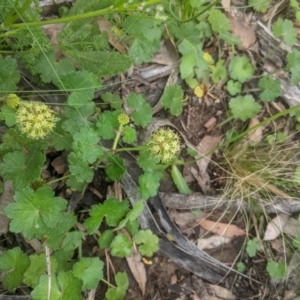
[1, 0, 300, 297]
[246, 237, 263, 257]
[266, 260, 287, 280]
[220, 135, 300, 200]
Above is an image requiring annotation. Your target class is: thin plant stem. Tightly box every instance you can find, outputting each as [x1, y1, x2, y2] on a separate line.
[7, 0, 161, 29]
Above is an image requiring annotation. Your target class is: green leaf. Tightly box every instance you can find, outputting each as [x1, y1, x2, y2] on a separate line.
[291, 0, 299, 9]
[208, 9, 230, 34]
[4, 187, 67, 240]
[178, 41, 209, 81]
[105, 272, 128, 300]
[58, 71, 99, 108]
[0, 55, 20, 97]
[178, 39, 196, 55]
[66, 175, 86, 191]
[49, 119, 73, 151]
[0, 104, 16, 126]
[116, 200, 144, 231]
[110, 233, 132, 258]
[138, 172, 161, 200]
[124, 16, 161, 41]
[106, 154, 126, 181]
[258, 76, 281, 102]
[170, 22, 204, 44]
[62, 104, 95, 134]
[68, 152, 94, 183]
[134, 229, 159, 257]
[84, 198, 129, 234]
[72, 127, 103, 164]
[96, 110, 120, 140]
[61, 231, 84, 253]
[73, 257, 104, 291]
[31, 271, 83, 300]
[286, 49, 300, 70]
[226, 80, 242, 96]
[0, 248, 30, 292]
[273, 18, 297, 47]
[58, 16, 109, 51]
[290, 65, 300, 85]
[229, 95, 262, 121]
[0, 128, 31, 156]
[246, 238, 262, 257]
[171, 164, 192, 195]
[45, 213, 77, 250]
[236, 262, 246, 273]
[122, 126, 137, 144]
[292, 235, 300, 250]
[161, 84, 184, 117]
[286, 50, 300, 85]
[218, 31, 241, 45]
[229, 56, 254, 83]
[128, 200, 144, 221]
[266, 261, 287, 280]
[52, 249, 74, 273]
[101, 92, 123, 109]
[23, 253, 58, 288]
[126, 219, 139, 236]
[128, 38, 161, 64]
[249, 0, 270, 12]
[137, 149, 160, 171]
[126, 93, 152, 128]
[70, 51, 132, 77]
[98, 230, 115, 249]
[211, 60, 227, 83]
[180, 53, 195, 79]
[124, 17, 162, 64]
[0, 149, 45, 190]
[34, 51, 75, 84]
[185, 74, 199, 89]
[195, 21, 212, 38]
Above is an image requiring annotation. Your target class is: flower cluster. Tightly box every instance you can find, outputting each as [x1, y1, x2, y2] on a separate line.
[117, 113, 130, 125]
[148, 128, 181, 163]
[16, 102, 57, 139]
[155, 4, 168, 21]
[6, 94, 20, 109]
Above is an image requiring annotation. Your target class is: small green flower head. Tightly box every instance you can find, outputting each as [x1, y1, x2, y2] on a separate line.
[6, 94, 20, 109]
[16, 102, 57, 139]
[149, 128, 181, 163]
[118, 113, 130, 125]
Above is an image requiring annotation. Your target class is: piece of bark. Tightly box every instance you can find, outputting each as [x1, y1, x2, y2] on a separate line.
[159, 192, 300, 215]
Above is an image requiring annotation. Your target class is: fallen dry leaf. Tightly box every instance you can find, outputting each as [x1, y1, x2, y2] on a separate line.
[169, 210, 205, 229]
[199, 219, 245, 238]
[247, 117, 263, 144]
[196, 135, 222, 174]
[263, 214, 289, 241]
[152, 39, 179, 66]
[204, 117, 217, 132]
[228, 11, 256, 50]
[51, 151, 68, 174]
[221, 0, 231, 11]
[197, 235, 232, 250]
[207, 283, 236, 300]
[193, 135, 222, 193]
[282, 217, 300, 237]
[126, 251, 147, 295]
